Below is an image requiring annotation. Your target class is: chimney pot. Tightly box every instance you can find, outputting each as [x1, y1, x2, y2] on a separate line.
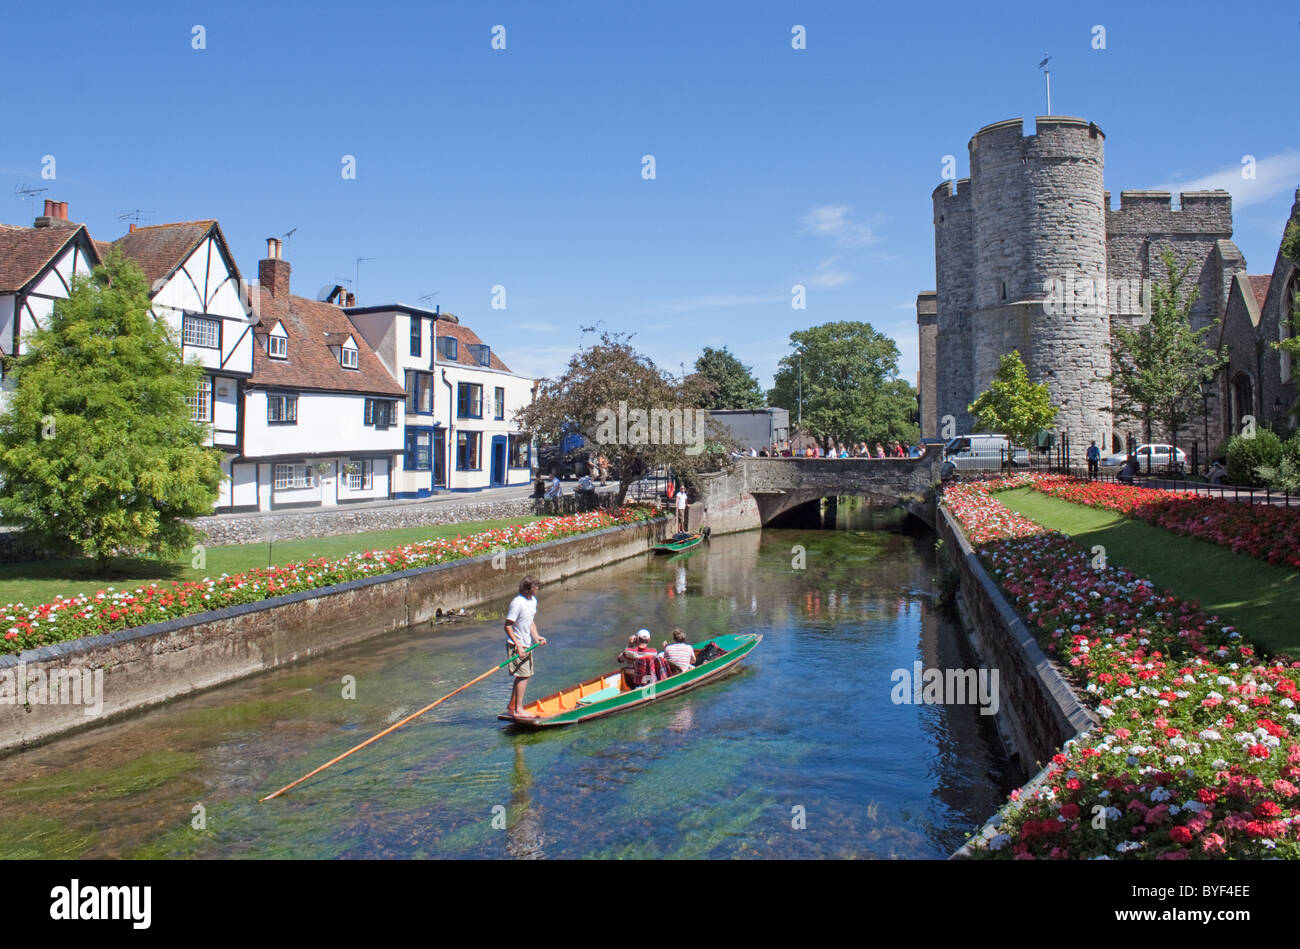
[129, 223, 137, 233]
[57, 202, 68, 220]
[43, 199, 55, 217]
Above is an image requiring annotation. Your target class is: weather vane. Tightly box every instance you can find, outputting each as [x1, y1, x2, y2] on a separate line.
[1038, 53, 1052, 115]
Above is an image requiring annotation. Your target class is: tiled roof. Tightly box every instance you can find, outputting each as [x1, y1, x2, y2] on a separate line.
[0, 224, 89, 293]
[251, 292, 405, 397]
[111, 221, 217, 286]
[1248, 274, 1271, 311]
[433, 317, 514, 373]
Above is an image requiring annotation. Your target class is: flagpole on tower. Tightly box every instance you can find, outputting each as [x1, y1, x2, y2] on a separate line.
[1038, 53, 1052, 115]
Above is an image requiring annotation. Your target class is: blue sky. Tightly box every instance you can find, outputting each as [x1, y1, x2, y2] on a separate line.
[3, 0, 1297, 390]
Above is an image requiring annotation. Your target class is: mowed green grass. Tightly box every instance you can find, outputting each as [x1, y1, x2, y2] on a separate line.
[0, 516, 546, 607]
[995, 487, 1300, 656]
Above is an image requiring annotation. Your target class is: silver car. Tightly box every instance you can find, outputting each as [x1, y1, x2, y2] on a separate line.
[1101, 443, 1187, 475]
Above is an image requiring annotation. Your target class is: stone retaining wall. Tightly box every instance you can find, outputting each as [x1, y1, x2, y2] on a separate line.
[0, 516, 670, 755]
[937, 503, 1095, 774]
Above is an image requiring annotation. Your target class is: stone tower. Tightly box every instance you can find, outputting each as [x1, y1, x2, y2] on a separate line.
[929, 116, 1112, 448]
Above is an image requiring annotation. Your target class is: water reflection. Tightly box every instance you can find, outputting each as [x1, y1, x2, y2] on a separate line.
[0, 502, 1019, 860]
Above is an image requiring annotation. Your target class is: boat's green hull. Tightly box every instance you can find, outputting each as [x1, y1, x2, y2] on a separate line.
[499, 632, 760, 728]
[653, 533, 704, 554]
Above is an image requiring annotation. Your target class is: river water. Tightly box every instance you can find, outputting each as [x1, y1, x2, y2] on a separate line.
[0, 501, 1017, 859]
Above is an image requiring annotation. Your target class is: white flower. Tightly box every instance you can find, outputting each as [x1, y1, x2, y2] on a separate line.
[1116, 841, 1142, 853]
[1199, 729, 1222, 741]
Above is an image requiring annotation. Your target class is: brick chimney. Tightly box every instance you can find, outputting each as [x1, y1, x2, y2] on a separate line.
[33, 199, 74, 229]
[258, 237, 290, 298]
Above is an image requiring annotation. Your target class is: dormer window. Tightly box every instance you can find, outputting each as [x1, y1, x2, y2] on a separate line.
[341, 345, 359, 369]
[268, 322, 288, 359]
[466, 342, 490, 367]
[436, 336, 458, 361]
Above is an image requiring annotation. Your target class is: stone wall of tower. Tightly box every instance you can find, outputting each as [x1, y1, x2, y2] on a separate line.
[969, 117, 1111, 449]
[932, 178, 974, 434]
[915, 291, 938, 437]
[1106, 190, 1237, 333]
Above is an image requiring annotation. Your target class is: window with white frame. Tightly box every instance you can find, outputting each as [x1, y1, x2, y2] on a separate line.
[341, 344, 359, 369]
[268, 334, 288, 359]
[187, 378, 212, 422]
[268, 393, 298, 423]
[273, 463, 312, 489]
[183, 315, 220, 348]
[346, 459, 373, 491]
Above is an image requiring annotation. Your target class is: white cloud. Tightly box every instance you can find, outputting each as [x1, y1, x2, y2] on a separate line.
[1154, 150, 1300, 210]
[801, 205, 880, 247]
[805, 257, 854, 289]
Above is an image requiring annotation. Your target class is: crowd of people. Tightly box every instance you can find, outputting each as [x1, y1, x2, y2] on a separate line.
[752, 438, 921, 459]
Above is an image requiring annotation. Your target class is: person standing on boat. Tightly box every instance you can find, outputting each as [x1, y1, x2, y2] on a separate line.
[675, 483, 689, 533]
[504, 576, 546, 719]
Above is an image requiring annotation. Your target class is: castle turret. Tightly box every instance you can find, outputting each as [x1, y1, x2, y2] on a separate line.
[967, 116, 1111, 449]
[932, 177, 974, 434]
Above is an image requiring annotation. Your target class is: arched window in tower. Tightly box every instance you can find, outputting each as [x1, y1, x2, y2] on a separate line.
[1232, 372, 1255, 431]
[1001, 281, 1007, 301]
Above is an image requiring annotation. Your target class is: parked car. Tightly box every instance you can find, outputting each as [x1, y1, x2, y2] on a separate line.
[944, 434, 1029, 470]
[1101, 443, 1186, 475]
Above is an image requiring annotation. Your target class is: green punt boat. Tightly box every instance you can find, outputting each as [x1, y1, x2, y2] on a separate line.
[498, 632, 760, 727]
[653, 527, 710, 554]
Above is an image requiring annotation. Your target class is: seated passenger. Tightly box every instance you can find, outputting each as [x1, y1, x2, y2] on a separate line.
[661, 628, 696, 674]
[630, 629, 667, 685]
[617, 634, 639, 687]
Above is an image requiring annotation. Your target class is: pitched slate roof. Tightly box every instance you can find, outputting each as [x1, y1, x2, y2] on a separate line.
[251, 292, 405, 397]
[1248, 275, 1272, 311]
[0, 223, 90, 292]
[433, 315, 514, 373]
[111, 220, 218, 286]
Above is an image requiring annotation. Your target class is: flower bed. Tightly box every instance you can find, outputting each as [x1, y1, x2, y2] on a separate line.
[947, 478, 1300, 859]
[1029, 474, 1300, 570]
[1, 506, 658, 656]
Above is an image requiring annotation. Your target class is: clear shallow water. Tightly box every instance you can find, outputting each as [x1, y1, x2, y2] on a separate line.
[0, 502, 1018, 859]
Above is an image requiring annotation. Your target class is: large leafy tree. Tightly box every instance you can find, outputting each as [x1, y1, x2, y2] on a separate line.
[1108, 250, 1224, 451]
[515, 331, 731, 505]
[767, 321, 918, 444]
[967, 349, 1058, 448]
[694, 345, 764, 409]
[1275, 220, 1300, 418]
[0, 248, 223, 568]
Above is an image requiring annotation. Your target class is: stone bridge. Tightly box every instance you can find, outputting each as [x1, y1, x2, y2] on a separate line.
[692, 448, 944, 535]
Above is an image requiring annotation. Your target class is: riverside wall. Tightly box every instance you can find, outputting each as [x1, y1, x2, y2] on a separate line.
[0, 517, 669, 755]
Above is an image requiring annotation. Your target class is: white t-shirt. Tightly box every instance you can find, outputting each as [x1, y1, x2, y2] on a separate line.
[505, 594, 538, 648]
[675, 489, 688, 511]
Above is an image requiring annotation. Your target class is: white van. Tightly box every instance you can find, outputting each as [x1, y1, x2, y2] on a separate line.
[944, 434, 1029, 470]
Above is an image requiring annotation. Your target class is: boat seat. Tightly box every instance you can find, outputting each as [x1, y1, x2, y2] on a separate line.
[577, 684, 623, 706]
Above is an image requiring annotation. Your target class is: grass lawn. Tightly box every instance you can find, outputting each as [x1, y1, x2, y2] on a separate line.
[0, 516, 546, 607]
[995, 486, 1300, 656]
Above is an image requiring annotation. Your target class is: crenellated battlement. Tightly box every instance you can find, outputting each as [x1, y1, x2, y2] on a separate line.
[1107, 189, 1233, 234]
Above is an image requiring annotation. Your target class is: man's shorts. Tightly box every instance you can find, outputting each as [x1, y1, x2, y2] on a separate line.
[506, 644, 534, 678]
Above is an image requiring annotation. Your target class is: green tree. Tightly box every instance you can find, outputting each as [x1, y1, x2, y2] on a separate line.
[967, 349, 1059, 448]
[0, 248, 223, 568]
[1108, 251, 1225, 453]
[515, 331, 732, 505]
[693, 346, 764, 409]
[767, 321, 918, 444]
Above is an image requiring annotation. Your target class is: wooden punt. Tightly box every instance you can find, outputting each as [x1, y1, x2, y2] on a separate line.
[653, 527, 710, 554]
[497, 632, 760, 727]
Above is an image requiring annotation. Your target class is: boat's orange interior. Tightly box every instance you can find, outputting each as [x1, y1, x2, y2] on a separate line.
[523, 670, 630, 717]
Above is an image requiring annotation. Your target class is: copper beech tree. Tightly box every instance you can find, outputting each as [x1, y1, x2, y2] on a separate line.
[515, 331, 734, 506]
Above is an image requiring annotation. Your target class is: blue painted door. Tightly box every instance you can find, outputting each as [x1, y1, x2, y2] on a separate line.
[490, 435, 507, 486]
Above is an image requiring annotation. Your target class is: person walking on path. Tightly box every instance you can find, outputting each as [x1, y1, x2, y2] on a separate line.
[504, 576, 546, 719]
[1087, 441, 1101, 480]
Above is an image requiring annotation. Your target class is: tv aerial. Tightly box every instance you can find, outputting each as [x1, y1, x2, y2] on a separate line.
[281, 227, 297, 259]
[14, 183, 49, 216]
[419, 292, 440, 307]
[117, 209, 155, 227]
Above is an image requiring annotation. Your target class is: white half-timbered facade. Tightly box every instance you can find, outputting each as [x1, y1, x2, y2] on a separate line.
[113, 221, 256, 507]
[0, 203, 99, 408]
